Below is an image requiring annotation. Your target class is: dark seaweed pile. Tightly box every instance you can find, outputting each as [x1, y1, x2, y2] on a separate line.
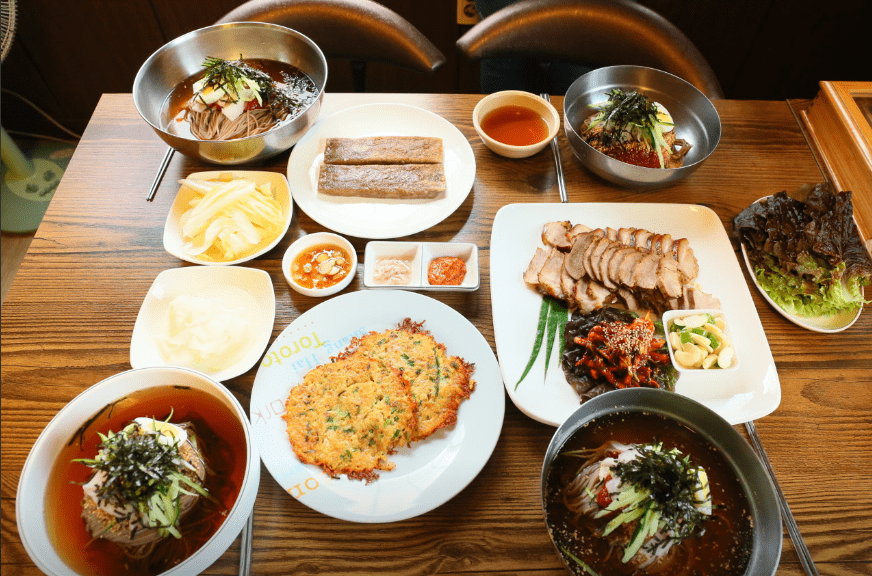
[733, 182, 872, 280]
[561, 308, 678, 403]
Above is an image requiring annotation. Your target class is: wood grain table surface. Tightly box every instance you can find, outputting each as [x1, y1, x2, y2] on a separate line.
[2, 93, 870, 576]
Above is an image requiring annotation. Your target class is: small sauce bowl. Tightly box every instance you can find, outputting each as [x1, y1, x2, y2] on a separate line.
[473, 90, 560, 158]
[283, 232, 357, 297]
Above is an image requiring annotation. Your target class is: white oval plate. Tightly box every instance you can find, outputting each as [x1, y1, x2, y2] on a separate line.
[163, 170, 293, 265]
[491, 203, 781, 427]
[740, 243, 862, 333]
[250, 290, 504, 523]
[130, 266, 276, 381]
[286, 103, 476, 239]
[737, 194, 863, 333]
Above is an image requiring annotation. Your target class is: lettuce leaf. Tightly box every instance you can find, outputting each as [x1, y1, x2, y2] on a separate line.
[755, 256, 869, 317]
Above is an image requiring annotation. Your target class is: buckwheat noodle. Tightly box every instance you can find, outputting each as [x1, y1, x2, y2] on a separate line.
[184, 107, 281, 141]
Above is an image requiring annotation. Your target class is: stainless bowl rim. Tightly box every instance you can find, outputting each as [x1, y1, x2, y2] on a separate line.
[132, 21, 326, 144]
[541, 387, 782, 575]
[563, 65, 721, 171]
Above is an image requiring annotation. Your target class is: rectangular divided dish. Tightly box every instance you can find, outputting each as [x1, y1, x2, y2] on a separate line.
[363, 241, 479, 291]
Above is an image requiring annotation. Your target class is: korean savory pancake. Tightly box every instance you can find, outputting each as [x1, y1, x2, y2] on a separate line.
[337, 319, 475, 441]
[283, 354, 417, 483]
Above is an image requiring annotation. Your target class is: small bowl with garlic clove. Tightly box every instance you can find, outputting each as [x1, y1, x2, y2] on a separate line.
[283, 232, 357, 297]
[663, 309, 739, 373]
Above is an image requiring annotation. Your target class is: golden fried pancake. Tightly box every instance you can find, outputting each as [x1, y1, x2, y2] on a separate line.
[283, 354, 416, 483]
[338, 319, 475, 441]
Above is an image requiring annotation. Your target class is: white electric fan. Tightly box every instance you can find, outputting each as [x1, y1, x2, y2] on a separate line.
[1, 0, 65, 232]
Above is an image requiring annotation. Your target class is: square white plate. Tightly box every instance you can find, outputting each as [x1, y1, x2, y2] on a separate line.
[163, 170, 293, 265]
[491, 203, 781, 426]
[130, 266, 275, 381]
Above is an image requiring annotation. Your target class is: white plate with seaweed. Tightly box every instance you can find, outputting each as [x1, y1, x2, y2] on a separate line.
[491, 203, 781, 427]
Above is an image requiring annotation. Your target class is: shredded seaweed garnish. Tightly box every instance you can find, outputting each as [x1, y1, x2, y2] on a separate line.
[582, 89, 675, 168]
[200, 56, 315, 119]
[74, 414, 212, 539]
[612, 443, 708, 540]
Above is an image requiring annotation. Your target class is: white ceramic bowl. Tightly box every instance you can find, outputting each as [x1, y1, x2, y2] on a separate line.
[163, 170, 293, 266]
[663, 309, 739, 373]
[472, 90, 560, 158]
[16, 366, 260, 576]
[282, 231, 357, 297]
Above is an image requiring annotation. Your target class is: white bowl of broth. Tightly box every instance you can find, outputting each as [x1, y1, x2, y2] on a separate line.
[133, 22, 327, 165]
[472, 90, 560, 158]
[16, 367, 259, 576]
[542, 388, 781, 576]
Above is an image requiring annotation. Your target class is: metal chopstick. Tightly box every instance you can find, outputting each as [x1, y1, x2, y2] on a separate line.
[745, 420, 819, 575]
[238, 510, 253, 576]
[147, 146, 174, 202]
[540, 93, 568, 203]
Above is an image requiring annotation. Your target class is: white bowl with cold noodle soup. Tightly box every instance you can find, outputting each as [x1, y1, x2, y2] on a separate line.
[16, 366, 259, 576]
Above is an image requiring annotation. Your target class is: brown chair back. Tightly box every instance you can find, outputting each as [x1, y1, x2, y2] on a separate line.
[216, 0, 445, 92]
[456, 0, 724, 99]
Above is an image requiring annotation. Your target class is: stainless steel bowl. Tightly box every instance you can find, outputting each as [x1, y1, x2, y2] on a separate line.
[564, 65, 721, 187]
[133, 22, 327, 165]
[541, 388, 782, 575]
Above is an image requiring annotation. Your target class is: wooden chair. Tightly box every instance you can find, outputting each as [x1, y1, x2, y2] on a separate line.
[456, 0, 724, 99]
[216, 0, 445, 92]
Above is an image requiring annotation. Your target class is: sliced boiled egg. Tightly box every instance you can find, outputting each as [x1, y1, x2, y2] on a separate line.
[133, 416, 188, 447]
[653, 102, 674, 134]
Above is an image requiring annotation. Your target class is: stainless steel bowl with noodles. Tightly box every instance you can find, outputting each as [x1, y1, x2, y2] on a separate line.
[134, 22, 327, 165]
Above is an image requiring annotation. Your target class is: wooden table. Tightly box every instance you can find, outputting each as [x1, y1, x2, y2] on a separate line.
[2, 94, 870, 576]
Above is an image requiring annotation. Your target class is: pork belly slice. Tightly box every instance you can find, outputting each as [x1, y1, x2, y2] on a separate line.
[581, 235, 609, 280]
[565, 232, 600, 280]
[656, 257, 683, 299]
[585, 237, 612, 281]
[617, 250, 647, 287]
[597, 243, 624, 289]
[675, 238, 699, 281]
[561, 266, 578, 309]
[617, 227, 634, 246]
[681, 285, 721, 309]
[567, 223, 593, 241]
[633, 254, 660, 291]
[523, 247, 550, 286]
[573, 277, 614, 313]
[633, 228, 652, 250]
[537, 249, 566, 300]
[607, 247, 637, 289]
[541, 221, 572, 250]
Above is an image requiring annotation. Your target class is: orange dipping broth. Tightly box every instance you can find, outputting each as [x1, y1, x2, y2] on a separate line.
[480, 105, 549, 146]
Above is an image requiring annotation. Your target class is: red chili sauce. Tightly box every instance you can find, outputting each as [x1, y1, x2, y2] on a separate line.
[427, 256, 466, 285]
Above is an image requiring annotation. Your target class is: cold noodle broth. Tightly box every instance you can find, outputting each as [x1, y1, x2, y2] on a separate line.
[46, 385, 247, 575]
[544, 411, 753, 575]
